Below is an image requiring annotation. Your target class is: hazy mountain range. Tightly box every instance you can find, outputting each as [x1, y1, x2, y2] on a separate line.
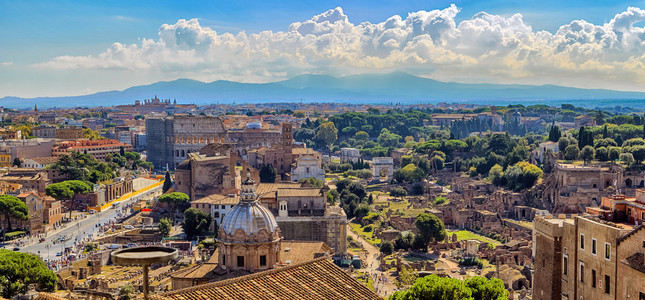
[3, 72, 645, 109]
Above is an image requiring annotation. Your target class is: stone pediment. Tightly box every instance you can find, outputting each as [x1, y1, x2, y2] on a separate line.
[256, 229, 270, 242]
[232, 228, 248, 242]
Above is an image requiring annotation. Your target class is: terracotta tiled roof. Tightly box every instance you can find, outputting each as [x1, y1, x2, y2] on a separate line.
[256, 183, 301, 195]
[30, 157, 59, 165]
[280, 241, 334, 265]
[277, 188, 322, 197]
[163, 257, 381, 300]
[192, 194, 239, 205]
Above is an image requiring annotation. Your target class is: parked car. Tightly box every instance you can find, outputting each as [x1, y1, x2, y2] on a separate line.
[12, 247, 19, 251]
[124, 225, 134, 230]
[56, 252, 62, 256]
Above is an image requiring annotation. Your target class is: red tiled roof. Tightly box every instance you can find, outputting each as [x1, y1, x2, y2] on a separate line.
[163, 257, 381, 300]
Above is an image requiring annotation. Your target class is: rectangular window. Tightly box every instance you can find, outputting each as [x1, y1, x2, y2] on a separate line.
[580, 261, 585, 283]
[604, 275, 610, 294]
[237, 256, 244, 267]
[580, 234, 585, 250]
[605, 243, 611, 260]
[260, 255, 267, 266]
[591, 269, 596, 288]
[563, 255, 568, 276]
[592, 239, 597, 255]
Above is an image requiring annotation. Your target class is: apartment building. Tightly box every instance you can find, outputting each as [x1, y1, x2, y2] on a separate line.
[533, 215, 645, 300]
[52, 139, 132, 161]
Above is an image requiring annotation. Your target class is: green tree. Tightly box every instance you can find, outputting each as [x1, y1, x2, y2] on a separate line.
[82, 128, 105, 140]
[0, 249, 56, 298]
[353, 203, 371, 221]
[394, 164, 425, 183]
[628, 145, 645, 164]
[394, 232, 415, 250]
[389, 187, 408, 199]
[158, 218, 172, 237]
[355, 131, 369, 141]
[414, 213, 446, 246]
[548, 125, 561, 142]
[316, 122, 338, 154]
[579, 145, 595, 165]
[118, 284, 135, 300]
[464, 276, 509, 300]
[140, 161, 153, 170]
[45, 180, 91, 219]
[377, 128, 402, 148]
[564, 145, 580, 160]
[119, 146, 125, 156]
[380, 240, 394, 255]
[12, 158, 21, 167]
[183, 208, 212, 239]
[620, 153, 635, 166]
[162, 171, 172, 193]
[259, 164, 277, 183]
[158, 192, 189, 216]
[390, 274, 507, 300]
[488, 164, 504, 185]
[0, 195, 28, 232]
[609, 146, 621, 162]
[595, 147, 609, 161]
[390, 275, 472, 300]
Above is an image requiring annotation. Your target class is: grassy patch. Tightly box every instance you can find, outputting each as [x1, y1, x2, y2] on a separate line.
[350, 222, 381, 246]
[355, 271, 376, 291]
[372, 197, 425, 218]
[447, 230, 502, 246]
[5, 231, 26, 238]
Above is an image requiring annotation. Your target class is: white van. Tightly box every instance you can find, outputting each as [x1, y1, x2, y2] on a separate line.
[108, 244, 121, 249]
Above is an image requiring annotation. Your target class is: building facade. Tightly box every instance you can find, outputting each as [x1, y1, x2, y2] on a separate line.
[52, 139, 132, 161]
[533, 215, 645, 300]
[146, 115, 228, 170]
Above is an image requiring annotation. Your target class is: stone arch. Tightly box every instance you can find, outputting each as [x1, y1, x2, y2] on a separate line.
[626, 178, 633, 188]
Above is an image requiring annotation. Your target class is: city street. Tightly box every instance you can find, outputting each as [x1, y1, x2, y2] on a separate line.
[7, 182, 162, 261]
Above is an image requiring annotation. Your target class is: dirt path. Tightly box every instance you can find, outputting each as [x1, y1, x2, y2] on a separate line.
[348, 229, 398, 298]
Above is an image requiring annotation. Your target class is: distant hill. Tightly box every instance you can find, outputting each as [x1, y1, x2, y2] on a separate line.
[3, 72, 645, 109]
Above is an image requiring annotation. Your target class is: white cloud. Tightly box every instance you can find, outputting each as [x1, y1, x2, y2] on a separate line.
[36, 5, 645, 90]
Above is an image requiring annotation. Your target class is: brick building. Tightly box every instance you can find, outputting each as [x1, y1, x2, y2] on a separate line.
[586, 190, 645, 225]
[52, 139, 132, 161]
[533, 215, 645, 299]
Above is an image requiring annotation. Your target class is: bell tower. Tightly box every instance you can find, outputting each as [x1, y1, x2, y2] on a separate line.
[282, 123, 293, 174]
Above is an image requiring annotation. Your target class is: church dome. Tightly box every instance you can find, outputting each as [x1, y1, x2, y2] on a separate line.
[220, 169, 279, 238]
[220, 200, 278, 237]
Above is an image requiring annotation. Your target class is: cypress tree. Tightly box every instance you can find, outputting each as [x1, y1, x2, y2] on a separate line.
[162, 171, 172, 193]
[578, 126, 586, 149]
[603, 125, 608, 139]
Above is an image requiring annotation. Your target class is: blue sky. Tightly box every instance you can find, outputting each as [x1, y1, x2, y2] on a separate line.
[2, 0, 645, 97]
